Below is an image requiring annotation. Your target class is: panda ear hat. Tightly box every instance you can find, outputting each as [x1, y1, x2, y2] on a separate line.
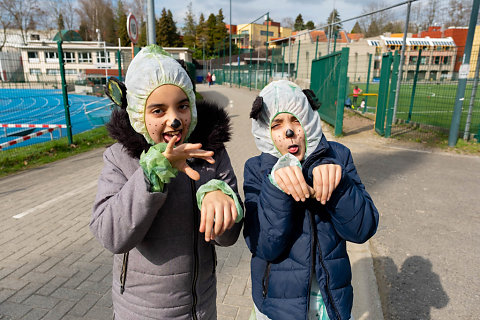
[250, 80, 323, 159]
[105, 77, 127, 109]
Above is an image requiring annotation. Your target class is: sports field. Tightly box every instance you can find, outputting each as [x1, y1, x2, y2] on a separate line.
[350, 82, 480, 133]
[0, 88, 112, 150]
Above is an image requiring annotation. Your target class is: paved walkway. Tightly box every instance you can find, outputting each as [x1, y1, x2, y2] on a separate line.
[0, 83, 383, 320]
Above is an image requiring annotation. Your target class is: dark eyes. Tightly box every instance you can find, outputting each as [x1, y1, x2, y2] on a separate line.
[179, 104, 189, 110]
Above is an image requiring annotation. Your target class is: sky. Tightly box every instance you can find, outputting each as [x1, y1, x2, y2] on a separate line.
[156, 0, 402, 32]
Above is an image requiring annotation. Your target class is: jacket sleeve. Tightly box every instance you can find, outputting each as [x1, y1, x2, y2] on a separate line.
[90, 147, 167, 254]
[307, 147, 379, 243]
[243, 158, 297, 262]
[210, 148, 244, 247]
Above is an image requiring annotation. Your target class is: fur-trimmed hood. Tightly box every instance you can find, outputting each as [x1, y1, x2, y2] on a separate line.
[106, 99, 231, 159]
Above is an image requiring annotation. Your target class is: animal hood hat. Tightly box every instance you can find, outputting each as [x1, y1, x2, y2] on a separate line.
[124, 45, 197, 145]
[250, 80, 323, 159]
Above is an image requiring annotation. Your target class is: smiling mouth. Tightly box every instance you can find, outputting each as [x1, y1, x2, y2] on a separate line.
[163, 130, 182, 144]
[288, 144, 299, 154]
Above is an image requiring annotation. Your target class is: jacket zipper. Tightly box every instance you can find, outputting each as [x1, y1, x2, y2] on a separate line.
[262, 262, 271, 298]
[314, 224, 342, 320]
[307, 212, 316, 319]
[190, 179, 199, 320]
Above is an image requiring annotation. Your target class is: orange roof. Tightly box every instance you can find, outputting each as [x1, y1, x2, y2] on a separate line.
[310, 30, 327, 42]
[348, 33, 364, 41]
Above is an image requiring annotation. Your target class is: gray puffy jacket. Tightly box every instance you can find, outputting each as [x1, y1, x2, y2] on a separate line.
[90, 100, 243, 319]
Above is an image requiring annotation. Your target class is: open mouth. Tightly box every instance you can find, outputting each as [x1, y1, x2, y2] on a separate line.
[163, 130, 182, 144]
[288, 144, 299, 154]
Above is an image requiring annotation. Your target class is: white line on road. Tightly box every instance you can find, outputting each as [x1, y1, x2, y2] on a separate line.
[12, 180, 98, 219]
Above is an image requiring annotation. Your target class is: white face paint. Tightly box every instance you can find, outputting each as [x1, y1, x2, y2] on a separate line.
[144, 85, 191, 145]
[270, 113, 306, 161]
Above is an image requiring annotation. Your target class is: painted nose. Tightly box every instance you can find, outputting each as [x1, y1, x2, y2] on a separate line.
[171, 119, 181, 129]
[286, 129, 294, 138]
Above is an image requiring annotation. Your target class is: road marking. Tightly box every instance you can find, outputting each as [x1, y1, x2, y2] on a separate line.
[12, 180, 98, 219]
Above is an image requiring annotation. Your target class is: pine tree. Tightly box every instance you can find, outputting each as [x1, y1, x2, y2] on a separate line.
[195, 13, 208, 59]
[326, 9, 342, 35]
[116, 0, 130, 46]
[294, 14, 305, 31]
[351, 21, 363, 34]
[205, 13, 217, 55]
[305, 21, 315, 30]
[157, 8, 181, 47]
[214, 9, 228, 57]
[182, 2, 196, 49]
[366, 20, 380, 37]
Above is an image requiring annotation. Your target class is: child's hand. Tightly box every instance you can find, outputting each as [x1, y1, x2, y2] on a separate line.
[162, 135, 215, 181]
[274, 166, 314, 202]
[312, 164, 342, 204]
[199, 190, 238, 242]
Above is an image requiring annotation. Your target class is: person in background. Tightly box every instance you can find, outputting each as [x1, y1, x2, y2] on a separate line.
[212, 73, 216, 85]
[206, 72, 212, 87]
[91, 45, 243, 320]
[243, 80, 379, 320]
[352, 85, 363, 108]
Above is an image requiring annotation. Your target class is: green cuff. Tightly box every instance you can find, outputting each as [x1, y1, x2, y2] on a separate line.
[269, 153, 302, 192]
[139, 143, 178, 192]
[196, 179, 243, 222]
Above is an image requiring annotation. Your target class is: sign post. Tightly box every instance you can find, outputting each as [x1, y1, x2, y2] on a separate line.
[127, 13, 139, 59]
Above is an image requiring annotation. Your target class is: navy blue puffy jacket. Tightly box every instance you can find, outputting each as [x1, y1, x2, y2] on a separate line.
[243, 136, 379, 320]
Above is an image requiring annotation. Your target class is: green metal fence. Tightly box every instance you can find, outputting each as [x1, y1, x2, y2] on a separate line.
[310, 47, 349, 136]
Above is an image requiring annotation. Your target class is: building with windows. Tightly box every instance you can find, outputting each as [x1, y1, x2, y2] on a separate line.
[230, 20, 292, 50]
[0, 29, 193, 86]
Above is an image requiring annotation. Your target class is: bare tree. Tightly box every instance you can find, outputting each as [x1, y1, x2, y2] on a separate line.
[0, 0, 43, 44]
[281, 17, 294, 29]
[126, 0, 145, 24]
[359, 1, 396, 37]
[76, 0, 115, 43]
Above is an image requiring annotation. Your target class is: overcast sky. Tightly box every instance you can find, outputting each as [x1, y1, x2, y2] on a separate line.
[156, 0, 403, 32]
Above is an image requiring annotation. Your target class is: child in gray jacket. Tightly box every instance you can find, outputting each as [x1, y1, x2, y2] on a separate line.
[90, 45, 243, 320]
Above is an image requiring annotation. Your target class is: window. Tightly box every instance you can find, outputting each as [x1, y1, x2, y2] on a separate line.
[409, 56, 417, 65]
[27, 51, 38, 59]
[443, 56, 449, 64]
[29, 68, 41, 75]
[241, 30, 249, 34]
[27, 51, 39, 63]
[434, 56, 440, 65]
[64, 52, 75, 63]
[78, 52, 92, 63]
[65, 69, 77, 75]
[46, 69, 60, 75]
[45, 51, 58, 63]
[30, 34, 40, 40]
[96, 51, 111, 64]
[420, 56, 428, 65]
[260, 30, 274, 37]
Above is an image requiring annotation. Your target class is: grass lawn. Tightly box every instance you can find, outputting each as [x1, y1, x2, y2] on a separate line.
[0, 126, 114, 178]
[349, 81, 480, 136]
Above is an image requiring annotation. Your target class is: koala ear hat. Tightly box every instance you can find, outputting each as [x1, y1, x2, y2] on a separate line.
[250, 80, 323, 159]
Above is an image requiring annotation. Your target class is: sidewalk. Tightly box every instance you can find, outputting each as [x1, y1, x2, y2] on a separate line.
[0, 83, 382, 320]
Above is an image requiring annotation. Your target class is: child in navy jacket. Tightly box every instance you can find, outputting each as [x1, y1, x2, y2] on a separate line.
[243, 80, 379, 320]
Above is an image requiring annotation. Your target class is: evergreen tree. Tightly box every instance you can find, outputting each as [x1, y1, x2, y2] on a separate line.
[167, 9, 182, 47]
[294, 14, 305, 31]
[214, 9, 228, 57]
[351, 21, 363, 34]
[305, 21, 315, 30]
[157, 8, 182, 47]
[206, 13, 217, 55]
[103, 5, 117, 44]
[182, 2, 196, 49]
[195, 13, 208, 59]
[116, 0, 130, 46]
[326, 9, 342, 35]
[366, 20, 380, 37]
